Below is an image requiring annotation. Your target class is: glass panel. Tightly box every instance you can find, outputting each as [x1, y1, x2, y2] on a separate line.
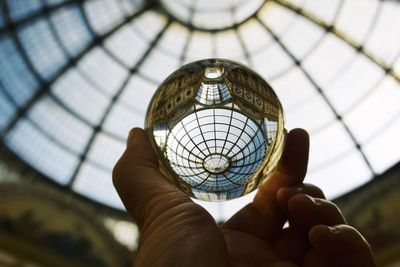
[215, 30, 244, 60]
[103, 102, 145, 140]
[51, 69, 109, 125]
[302, 0, 342, 25]
[18, 18, 68, 80]
[325, 53, 384, 114]
[271, 66, 315, 111]
[303, 33, 356, 88]
[119, 75, 157, 110]
[284, 93, 335, 133]
[78, 47, 128, 95]
[238, 19, 273, 55]
[105, 23, 149, 68]
[6, 119, 79, 184]
[364, 115, 400, 174]
[131, 11, 168, 41]
[86, 132, 125, 170]
[7, 0, 43, 21]
[84, 0, 124, 35]
[251, 42, 294, 80]
[335, 0, 380, 44]
[51, 4, 93, 56]
[278, 15, 325, 59]
[140, 49, 181, 82]
[28, 96, 93, 154]
[364, 1, 400, 66]
[0, 35, 39, 105]
[73, 162, 123, 208]
[306, 149, 372, 199]
[344, 76, 400, 144]
[0, 89, 16, 131]
[308, 121, 355, 171]
[192, 9, 232, 30]
[157, 22, 189, 57]
[258, 2, 297, 35]
[185, 31, 214, 62]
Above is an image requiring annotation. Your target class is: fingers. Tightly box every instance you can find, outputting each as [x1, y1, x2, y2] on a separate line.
[223, 129, 310, 241]
[113, 128, 190, 228]
[309, 224, 377, 267]
[287, 194, 346, 229]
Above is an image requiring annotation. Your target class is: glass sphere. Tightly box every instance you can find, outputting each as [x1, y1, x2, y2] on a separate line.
[145, 59, 285, 201]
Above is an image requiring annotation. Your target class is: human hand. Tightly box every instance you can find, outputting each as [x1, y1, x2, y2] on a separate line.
[113, 128, 377, 267]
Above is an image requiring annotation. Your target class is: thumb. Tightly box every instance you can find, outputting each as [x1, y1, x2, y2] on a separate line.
[112, 128, 190, 228]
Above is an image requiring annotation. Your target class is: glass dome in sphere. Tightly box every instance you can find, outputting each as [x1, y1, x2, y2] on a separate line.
[145, 59, 285, 201]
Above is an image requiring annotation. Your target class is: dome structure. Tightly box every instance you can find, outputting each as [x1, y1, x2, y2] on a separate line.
[0, 0, 399, 220]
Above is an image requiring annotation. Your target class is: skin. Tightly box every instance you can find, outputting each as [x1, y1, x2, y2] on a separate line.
[113, 128, 377, 267]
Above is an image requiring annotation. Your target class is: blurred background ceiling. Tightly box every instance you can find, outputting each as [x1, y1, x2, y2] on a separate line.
[0, 0, 399, 222]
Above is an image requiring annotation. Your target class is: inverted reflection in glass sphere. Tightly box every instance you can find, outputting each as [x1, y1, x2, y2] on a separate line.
[145, 59, 285, 201]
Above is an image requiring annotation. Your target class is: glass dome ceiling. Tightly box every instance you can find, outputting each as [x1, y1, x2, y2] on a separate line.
[0, 0, 399, 221]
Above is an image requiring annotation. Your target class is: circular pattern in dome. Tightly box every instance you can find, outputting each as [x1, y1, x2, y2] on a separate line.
[203, 154, 230, 174]
[159, 0, 265, 31]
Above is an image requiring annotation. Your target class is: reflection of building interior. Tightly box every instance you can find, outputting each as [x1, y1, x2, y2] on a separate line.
[146, 60, 285, 201]
[0, 0, 400, 266]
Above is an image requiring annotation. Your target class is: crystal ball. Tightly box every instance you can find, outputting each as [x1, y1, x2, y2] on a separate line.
[145, 59, 285, 201]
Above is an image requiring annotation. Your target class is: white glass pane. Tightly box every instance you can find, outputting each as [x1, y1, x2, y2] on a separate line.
[8, 0, 42, 21]
[306, 150, 372, 199]
[301, 0, 341, 25]
[308, 121, 355, 171]
[51, 4, 93, 56]
[285, 93, 335, 133]
[84, 0, 124, 34]
[28, 96, 93, 154]
[131, 11, 168, 41]
[271, 66, 315, 111]
[279, 15, 325, 59]
[18, 19, 68, 80]
[6, 119, 79, 184]
[258, 2, 296, 35]
[73, 163, 123, 208]
[0, 90, 16, 131]
[251, 42, 294, 80]
[192, 10, 233, 30]
[86, 132, 125, 170]
[52, 69, 109, 125]
[103, 102, 145, 139]
[364, 115, 400, 174]
[157, 22, 190, 57]
[119, 75, 157, 111]
[364, 1, 400, 66]
[105, 23, 149, 68]
[140, 49, 181, 83]
[0, 36, 39, 105]
[78, 47, 128, 95]
[325, 53, 384, 114]
[215, 30, 244, 60]
[303, 33, 356, 88]
[335, 0, 380, 44]
[344, 76, 400, 144]
[238, 19, 273, 55]
[185, 31, 214, 62]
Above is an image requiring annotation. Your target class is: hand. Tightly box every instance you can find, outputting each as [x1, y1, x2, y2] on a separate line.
[113, 128, 377, 267]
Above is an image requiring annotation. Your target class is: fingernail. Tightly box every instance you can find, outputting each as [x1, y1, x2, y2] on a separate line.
[127, 128, 138, 146]
[327, 225, 341, 234]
